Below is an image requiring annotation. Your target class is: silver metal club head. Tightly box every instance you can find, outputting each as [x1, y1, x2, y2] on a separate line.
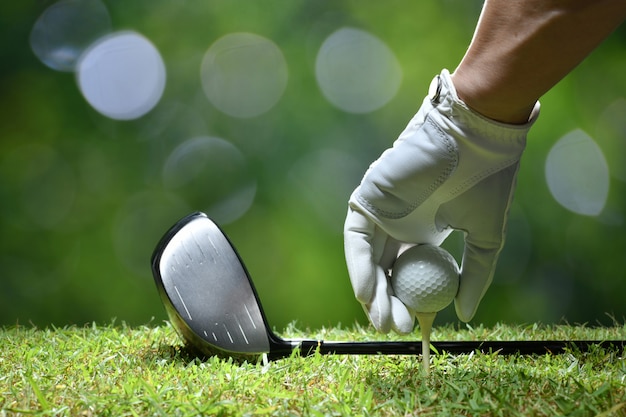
[151, 212, 289, 359]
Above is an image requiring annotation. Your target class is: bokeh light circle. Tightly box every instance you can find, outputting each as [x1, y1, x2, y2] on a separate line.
[315, 27, 402, 113]
[162, 136, 257, 224]
[200, 32, 288, 118]
[76, 31, 166, 120]
[545, 129, 609, 216]
[596, 98, 626, 183]
[30, 0, 112, 72]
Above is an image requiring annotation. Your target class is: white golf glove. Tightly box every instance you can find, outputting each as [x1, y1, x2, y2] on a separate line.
[344, 69, 540, 333]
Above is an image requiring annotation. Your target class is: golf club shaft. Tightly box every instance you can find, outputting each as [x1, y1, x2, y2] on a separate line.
[287, 339, 626, 358]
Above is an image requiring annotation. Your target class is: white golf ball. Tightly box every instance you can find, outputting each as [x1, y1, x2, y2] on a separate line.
[391, 245, 460, 313]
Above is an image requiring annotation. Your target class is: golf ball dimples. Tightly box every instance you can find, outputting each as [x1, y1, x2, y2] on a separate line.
[391, 245, 460, 313]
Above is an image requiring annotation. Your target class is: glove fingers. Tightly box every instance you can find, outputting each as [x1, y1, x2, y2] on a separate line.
[455, 240, 500, 322]
[345, 208, 406, 333]
[366, 268, 415, 334]
[441, 166, 519, 322]
[344, 208, 379, 303]
[390, 296, 415, 334]
[367, 265, 394, 333]
[379, 237, 402, 276]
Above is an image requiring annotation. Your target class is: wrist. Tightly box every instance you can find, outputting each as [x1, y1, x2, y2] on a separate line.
[429, 70, 539, 145]
[451, 70, 537, 125]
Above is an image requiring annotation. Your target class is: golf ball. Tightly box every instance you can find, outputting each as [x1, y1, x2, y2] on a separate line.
[391, 245, 460, 313]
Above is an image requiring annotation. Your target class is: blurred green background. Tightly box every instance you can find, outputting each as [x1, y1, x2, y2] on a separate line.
[2, 1, 625, 331]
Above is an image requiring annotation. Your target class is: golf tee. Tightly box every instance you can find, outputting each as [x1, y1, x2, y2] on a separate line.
[416, 312, 436, 375]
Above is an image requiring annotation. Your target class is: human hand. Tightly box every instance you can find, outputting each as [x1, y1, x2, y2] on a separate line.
[344, 69, 539, 333]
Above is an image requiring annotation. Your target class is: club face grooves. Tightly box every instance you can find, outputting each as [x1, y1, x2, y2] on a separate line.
[151, 212, 626, 361]
[151, 211, 286, 359]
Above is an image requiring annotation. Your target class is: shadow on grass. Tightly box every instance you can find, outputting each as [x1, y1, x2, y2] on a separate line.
[144, 341, 264, 368]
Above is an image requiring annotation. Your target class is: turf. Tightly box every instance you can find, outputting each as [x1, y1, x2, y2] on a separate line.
[1, 321, 625, 416]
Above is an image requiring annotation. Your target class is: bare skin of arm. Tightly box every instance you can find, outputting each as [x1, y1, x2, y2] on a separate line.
[451, 0, 626, 124]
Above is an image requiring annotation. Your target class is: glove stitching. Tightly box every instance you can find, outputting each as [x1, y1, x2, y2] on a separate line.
[449, 159, 519, 197]
[356, 119, 458, 220]
[419, 118, 459, 208]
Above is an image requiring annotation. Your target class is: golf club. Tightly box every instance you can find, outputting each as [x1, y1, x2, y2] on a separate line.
[151, 212, 625, 361]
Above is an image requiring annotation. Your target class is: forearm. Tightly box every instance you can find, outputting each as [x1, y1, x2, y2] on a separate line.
[452, 0, 626, 124]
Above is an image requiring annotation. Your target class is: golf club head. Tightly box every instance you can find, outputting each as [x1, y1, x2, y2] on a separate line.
[151, 212, 293, 360]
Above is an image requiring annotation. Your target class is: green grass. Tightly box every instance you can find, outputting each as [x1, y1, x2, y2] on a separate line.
[1, 321, 625, 416]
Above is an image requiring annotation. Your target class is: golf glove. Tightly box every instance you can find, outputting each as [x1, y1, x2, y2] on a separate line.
[344, 69, 539, 333]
